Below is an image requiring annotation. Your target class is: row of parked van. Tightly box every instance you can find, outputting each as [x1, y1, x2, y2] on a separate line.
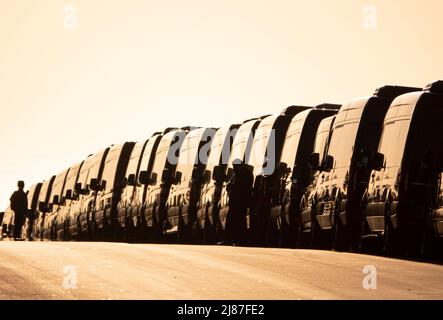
[3, 80, 443, 257]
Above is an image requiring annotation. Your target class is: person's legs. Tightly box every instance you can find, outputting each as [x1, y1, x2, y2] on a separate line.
[13, 215, 24, 240]
[13, 223, 20, 240]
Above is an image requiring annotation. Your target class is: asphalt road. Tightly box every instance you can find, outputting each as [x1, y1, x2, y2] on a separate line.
[0, 241, 442, 300]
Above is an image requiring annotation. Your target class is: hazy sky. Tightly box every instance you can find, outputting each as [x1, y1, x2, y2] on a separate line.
[1, 0, 442, 209]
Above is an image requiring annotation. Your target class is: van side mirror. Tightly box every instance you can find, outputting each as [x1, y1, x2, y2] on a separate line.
[65, 189, 72, 200]
[139, 171, 149, 185]
[74, 182, 82, 195]
[277, 162, 290, 176]
[174, 171, 182, 185]
[372, 152, 385, 171]
[324, 155, 334, 172]
[161, 168, 171, 184]
[38, 201, 46, 213]
[212, 165, 224, 182]
[149, 172, 158, 185]
[225, 167, 234, 182]
[127, 174, 136, 186]
[191, 168, 201, 181]
[89, 178, 100, 191]
[309, 153, 320, 169]
[202, 170, 211, 184]
[52, 195, 59, 205]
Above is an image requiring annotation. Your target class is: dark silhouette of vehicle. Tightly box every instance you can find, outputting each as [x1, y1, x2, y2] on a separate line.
[55, 161, 84, 240]
[42, 168, 70, 240]
[299, 115, 336, 247]
[166, 128, 217, 242]
[24, 183, 42, 240]
[301, 85, 420, 251]
[266, 105, 340, 246]
[431, 173, 443, 255]
[0, 211, 4, 238]
[116, 130, 174, 242]
[197, 124, 240, 243]
[2, 207, 14, 238]
[11, 79, 443, 261]
[143, 128, 191, 241]
[217, 117, 265, 241]
[362, 81, 443, 256]
[246, 106, 312, 245]
[72, 148, 110, 240]
[92, 142, 135, 240]
[34, 176, 56, 240]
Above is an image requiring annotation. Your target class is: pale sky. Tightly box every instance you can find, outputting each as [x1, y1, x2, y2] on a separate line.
[1, 0, 442, 209]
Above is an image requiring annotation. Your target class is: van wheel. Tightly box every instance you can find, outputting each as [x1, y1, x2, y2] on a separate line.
[309, 217, 321, 249]
[332, 218, 341, 251]
[356, 219, 368, 253]
[76, 220, 82, 241]
[90, 222, 98, 241]
[418, 226, 430, 258]
[264, 218, 278, 247]
[214, 219, 224, 243]
[416, 217, 435, 258]
[203, 217, 214, 245]
[123, 220, 132, 242]
[177, 217, 186, 244]
[292, 223, 303, 248]
[382, 218, 395, 255]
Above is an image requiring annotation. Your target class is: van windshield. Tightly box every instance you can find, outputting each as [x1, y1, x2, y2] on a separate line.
[50, 170, 68, 201]
[229, 121, 258, 167]
[126, 141, 145, 178]
[64, 163, 82, 195]
[327, 122, 359, 169]
[314, 126, 330, 163]
[248, 123, 273, 176]
[206, 128, 228, 172]
[176, 129, 212, 182]
[176, 145, 198, 183]
[101, 148, 122, 193]
[38, 181, 50, 203]
[280, 119, 303, 172]
[27, 185, 38, 205]
[378, 118, 410, 169]
[78, 151, 106, 187]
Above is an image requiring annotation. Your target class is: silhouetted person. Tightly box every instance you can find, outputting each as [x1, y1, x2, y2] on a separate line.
[10, 181, 28, 241]
[225, 160, 253, 245]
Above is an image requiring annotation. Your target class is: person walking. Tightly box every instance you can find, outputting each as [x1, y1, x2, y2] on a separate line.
[10, 181, 28, 241]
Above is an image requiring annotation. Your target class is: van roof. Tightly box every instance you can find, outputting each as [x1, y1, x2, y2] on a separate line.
[281, 105, 311, 116]
[163, 127, 178, 134]
[373, 85, 421, 100]
[180, 126, 200, 132]
[314, 103, 341, 110]
[242, 116, 267, 124]
[424, 80, 443, 94]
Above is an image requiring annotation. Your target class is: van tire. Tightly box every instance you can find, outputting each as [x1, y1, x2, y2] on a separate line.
[382, 216, 394, 255]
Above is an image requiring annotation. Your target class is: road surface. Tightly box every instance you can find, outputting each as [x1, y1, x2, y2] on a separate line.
[0, 241, 442, 300]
